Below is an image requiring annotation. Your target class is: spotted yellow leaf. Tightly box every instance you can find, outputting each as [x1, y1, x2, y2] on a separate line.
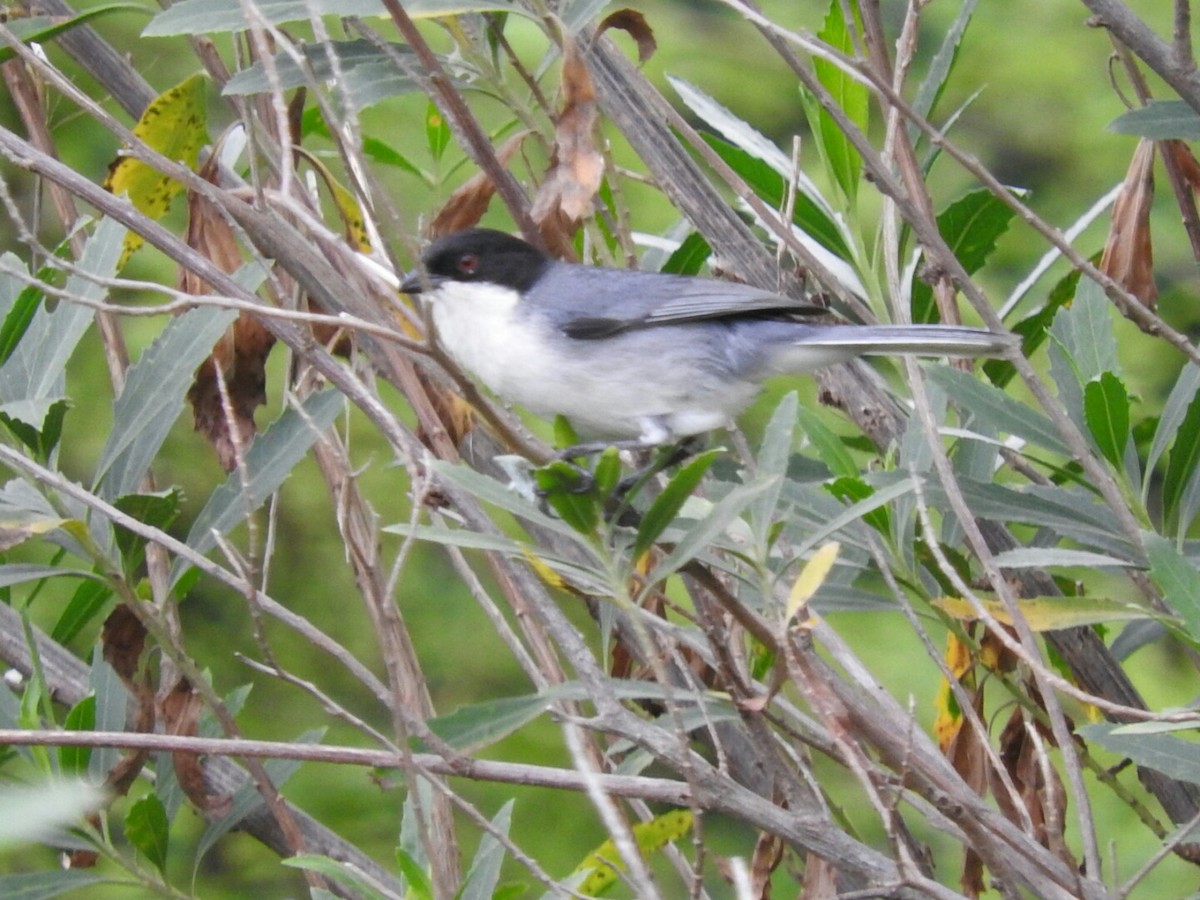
[104, 73, 209, 264]
[932, 594, 1153, 631]
[574, 809, 692, 895]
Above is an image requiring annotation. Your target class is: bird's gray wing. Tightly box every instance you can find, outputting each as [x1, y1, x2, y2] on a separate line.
[536, 265, 827, 340]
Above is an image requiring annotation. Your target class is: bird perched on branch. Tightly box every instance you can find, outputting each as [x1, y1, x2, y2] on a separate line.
[401, 228, 1013, 452]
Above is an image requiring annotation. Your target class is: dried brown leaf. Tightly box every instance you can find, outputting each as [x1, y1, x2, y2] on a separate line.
[995, 709, 1072, 865]
[429, 131, 531, 238]
[749, 830, 784, 898]
[161, 676, 232, 816]
[1099, 139, 1157, 308]
[598, 9, 657, 63]
[183, 155, 275, 471]
[101, 604, 147, 683]
[531, 34, 603, 254]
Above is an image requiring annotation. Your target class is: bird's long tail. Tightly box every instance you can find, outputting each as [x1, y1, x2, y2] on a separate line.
[797, 324, 1014, 357]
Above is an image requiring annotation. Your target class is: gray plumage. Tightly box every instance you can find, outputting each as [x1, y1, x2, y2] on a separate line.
[401, 229, 1014, 445]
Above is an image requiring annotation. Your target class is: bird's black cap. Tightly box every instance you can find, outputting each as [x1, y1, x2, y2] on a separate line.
[401, 229, 552, 295]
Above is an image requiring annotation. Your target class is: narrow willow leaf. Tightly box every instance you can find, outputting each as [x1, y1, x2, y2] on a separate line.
[51, 580, 112, 645]
[95, 307, 238, 499]
[283, 856, 389, 900]
[1161, 391, 1200, 533]
[575, 810, 693, 895]
[174, 390, 344, 585]
[795, 405, 860, 478]
[634, 451, 719, 559]
[696, 134, 850, 258]
[1109, 100, 1200, 140]
[1083, 372, 1131, 469]
[648, 479, 777, 584]
[786, 542, 840, 622]
[751, 392, 799, 542]
[984, 266, 1078, 388]
[912, 0, 979, 121]
[661, 231, 710, 276]
[912, 189, 1015, 323]
[425, 100, 451, 161]
[1147, 363, 1200, 487]
[0, 869, 105, 898]
[1080, 723, 1200, 784]
[125, 794, 170, 874]
[460, 801, 513, 900]
[812, 0, 868, 201]
[1145, 534, 1200, 640]
[926, 366, 1070, 457]
[145, 0, 517, 35]
[0, 5, 147, 64]
[798, 476, 917, 556]
[394, 848, 434, 900]
[224, 40, 416, 109]
[991, 548, 1136, 569]
[59, 697, 95, 775]
[1049, 279, 1120, 384]
[426, 694, 553, 752]
[932, 595, 1151, 631]
[0, 282, 43, 367]
[103, 74, 208, 261]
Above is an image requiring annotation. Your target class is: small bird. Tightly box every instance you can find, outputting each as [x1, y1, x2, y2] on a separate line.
[401, 228, 1013, 450]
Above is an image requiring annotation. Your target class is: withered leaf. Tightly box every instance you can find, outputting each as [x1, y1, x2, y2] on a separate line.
[429, 130, 531, 238]
[531, 34, 603, 256]
[161, 676, 232, 816]
[183, 153, 275, 471]
[101, 604, 147, 683]
[598, 9, 657, 64]
[1099, 139, 1157, 308]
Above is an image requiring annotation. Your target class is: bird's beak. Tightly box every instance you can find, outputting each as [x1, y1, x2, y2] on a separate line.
[400, 271, 441, 295]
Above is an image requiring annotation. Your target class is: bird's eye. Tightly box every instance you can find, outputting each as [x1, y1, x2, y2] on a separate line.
[455, 253, 480, 276]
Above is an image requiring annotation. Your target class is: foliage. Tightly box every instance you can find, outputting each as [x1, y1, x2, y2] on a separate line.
[1, 0, 1200, 898]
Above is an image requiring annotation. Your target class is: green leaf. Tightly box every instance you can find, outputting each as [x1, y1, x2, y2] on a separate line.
[1049, 279, 1119, 384]
[912, 189, 1016, 323]
[224, 40, 417, 110]
[460, 801, 513, 900]
[59, 696, 95, 775]
[825, 476, 889, 535]
[990, 548, 1137, 569]
[113, 489, 183, 574]
[1147, 363, 1200, 486]
[1145, 534, 1200, 640]
[1109, 100, 1200, 140]
[125, 794, 170, 874]
[425, 100, 451, 162]
[394, 847, 434, 900]
[51, 580, 112, 645]
[1084, 372, 1130, 470]
[926, 365, 1071, 457]
[660, 231, 711, 276]
[174, 390, 345, 586]
[0, 282, 44, 367]
[0, 6, 149, 65]
[575, 809, 692, 895]
[697, 133, 850, 258]
[426, 694, 553, 751]
[95, 307, 238, 500]
[648, 478, 778, 584]
[534, 462, 599, 535]
[283, 855, 389, 900]
[794, 405, 859, 478]
[1161, 390, 1200, 533]
[812, 0, 868, 201]
[1080, 722, 1200, 784]
[634, 450, 719, 559]
[984, 267, 1077, 388]
[145, 0, 518, 35]
[0, 869, 105, 899]
[911, 0, 979, 122]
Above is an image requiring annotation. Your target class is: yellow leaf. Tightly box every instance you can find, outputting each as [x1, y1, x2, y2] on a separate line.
[785, 541, 839, 622]
[521, 546, 565, 591]
[104, 73, 209, 264]
[932, 594, 1152, 632]
[573, 809, 692, 895]
[934, 633, 971, 752]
